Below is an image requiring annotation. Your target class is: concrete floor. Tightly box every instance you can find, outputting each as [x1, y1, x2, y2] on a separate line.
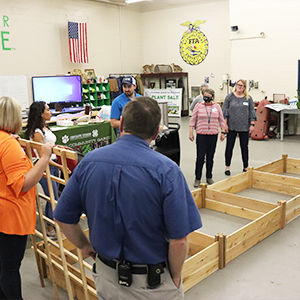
[21, 116, 300, 299]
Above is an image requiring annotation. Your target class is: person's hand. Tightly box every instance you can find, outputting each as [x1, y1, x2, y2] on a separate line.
[10, 134, 20, 140]
[189, 132, 194, 142]
[249, 125, 255, 134]
[81, 244, 97, 260]
[41, 143, 54, 159]
[220, 133, 226, 142]
[224, 125, 229, 133]
[172, 276, 181, 289]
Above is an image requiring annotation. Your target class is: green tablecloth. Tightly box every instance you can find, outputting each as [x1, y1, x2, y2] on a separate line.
[50, 122, 116, 148]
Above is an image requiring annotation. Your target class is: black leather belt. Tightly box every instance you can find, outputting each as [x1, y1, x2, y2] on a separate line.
[97, 254, 166, 275]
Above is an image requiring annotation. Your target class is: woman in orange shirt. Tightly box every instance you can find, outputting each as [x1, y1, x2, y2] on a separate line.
[0, 97, 53, 300]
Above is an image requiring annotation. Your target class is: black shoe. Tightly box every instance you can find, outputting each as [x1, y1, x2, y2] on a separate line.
[243, 168, 247, 172]
[225, 170, 231, 176]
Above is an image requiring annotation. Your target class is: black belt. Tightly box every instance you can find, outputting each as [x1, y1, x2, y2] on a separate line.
[97, 254, 166, 275]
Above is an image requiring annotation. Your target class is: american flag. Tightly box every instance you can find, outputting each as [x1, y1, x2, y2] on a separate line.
[68, 21, 88, 63]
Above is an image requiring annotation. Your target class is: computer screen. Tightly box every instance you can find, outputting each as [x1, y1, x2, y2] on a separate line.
[32, 75, 82, 108]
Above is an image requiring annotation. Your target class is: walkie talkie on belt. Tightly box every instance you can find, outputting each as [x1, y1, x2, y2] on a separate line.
[118, 260, 132, 287]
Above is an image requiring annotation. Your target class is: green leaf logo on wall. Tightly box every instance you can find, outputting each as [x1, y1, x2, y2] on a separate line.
[179, 20, 208, 65]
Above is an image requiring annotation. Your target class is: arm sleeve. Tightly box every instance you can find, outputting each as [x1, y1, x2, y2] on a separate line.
[1, 138, 28, 198]
[189, 104, 199, 127]
[222, 94, 230, 119]
[217, 104, 226, 128]
[163, 169, 202, 239]
[110, 99, 121, 120]
[53, 167, 84, 224]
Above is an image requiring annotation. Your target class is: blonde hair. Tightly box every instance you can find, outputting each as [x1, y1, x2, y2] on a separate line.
[0, 96, 22, 133]
[233, 79, 250, 100]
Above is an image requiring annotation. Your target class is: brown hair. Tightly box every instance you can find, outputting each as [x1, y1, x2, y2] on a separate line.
[122, 96, 161, 140]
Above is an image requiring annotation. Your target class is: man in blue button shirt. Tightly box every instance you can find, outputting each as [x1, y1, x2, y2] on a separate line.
[54, 97, 202, 300]
[110, 76, 141, 130]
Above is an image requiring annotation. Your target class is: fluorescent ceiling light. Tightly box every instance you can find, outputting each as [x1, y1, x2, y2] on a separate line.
[125, 0, 153, 4]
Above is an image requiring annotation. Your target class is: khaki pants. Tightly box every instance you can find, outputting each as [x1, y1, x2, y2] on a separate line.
[92, 257, 184, 300]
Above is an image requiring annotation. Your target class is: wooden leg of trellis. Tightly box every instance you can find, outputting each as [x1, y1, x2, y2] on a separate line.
[46, 163, 74, 300]
[35, 189, 59, 300]
[30, 234, 45, 287]
[278, 200, 287, 229]
[77, 249, 90, 300]
[282, 154, 288, 173]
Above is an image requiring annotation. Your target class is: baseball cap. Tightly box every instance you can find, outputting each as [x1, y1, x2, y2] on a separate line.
[122, 76, 136, 86]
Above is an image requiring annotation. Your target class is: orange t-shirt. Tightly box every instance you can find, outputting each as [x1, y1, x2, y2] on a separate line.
[0, 130, 36, 235]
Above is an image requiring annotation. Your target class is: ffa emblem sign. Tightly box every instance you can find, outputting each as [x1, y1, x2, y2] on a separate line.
[179, 20, 208, 65]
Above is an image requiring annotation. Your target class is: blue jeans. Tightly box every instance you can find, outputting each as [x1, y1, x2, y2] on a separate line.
[39, 165, 59, 220]
[0, 232, 28, 300]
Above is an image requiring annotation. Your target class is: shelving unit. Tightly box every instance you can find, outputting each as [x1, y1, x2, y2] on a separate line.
[140, 72, 189, 116]
[82, 82, 110, 107]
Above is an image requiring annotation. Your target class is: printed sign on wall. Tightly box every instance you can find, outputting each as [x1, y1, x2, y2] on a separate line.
[179, 20, 208, 65]
[144, 88, 182, 118]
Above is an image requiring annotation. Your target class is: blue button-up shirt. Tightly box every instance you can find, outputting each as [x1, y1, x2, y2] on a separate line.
[54, 135, 202, 264]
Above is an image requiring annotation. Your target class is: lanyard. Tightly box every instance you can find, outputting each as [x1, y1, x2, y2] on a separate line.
[204, 103, 213, 130]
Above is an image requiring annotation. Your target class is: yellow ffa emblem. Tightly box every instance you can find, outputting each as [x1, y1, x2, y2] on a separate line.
[180, 20, 208, 65]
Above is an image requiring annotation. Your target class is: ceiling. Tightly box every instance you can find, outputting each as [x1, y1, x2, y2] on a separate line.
[85, 0, 220, 12]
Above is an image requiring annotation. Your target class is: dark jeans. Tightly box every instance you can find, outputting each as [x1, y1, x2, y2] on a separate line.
[195, 134, 218, 180]
[39, 165, 59, 220]
[225, 131, 249, 169]
[0, 232, 28, 300]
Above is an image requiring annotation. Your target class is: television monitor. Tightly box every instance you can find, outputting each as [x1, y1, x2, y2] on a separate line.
[32, 75, 82, 109]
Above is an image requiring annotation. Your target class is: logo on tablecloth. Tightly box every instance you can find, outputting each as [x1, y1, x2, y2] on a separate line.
[92, 129, 99, 138]
[62, 135, 69, 144]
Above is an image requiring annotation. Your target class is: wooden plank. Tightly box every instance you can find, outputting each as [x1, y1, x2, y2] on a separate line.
[188, 231, 215, 247]
[182, 242, 219, 292]
[206, 189, 277, 213]
[207, 173, 250, 194]
[191, 189, 202, 209]
[254, 158, 284, 174]
[286, 194, 300, 223]
[206, 199, 263, 220]
[253, 171, 300, 196]
[286, 158, 300, 175]
[19, 139, 78, 160]
[226, 206, 281, 263]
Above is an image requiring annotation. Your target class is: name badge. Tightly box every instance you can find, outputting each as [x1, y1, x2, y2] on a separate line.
[212, 108, 217, 112]
[243, 102, 249, 106]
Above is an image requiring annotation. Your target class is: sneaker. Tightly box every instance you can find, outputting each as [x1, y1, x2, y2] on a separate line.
[225, 170, 231, 176]
[46, 229, 56, 239]
[193, 180, 200, 188]
[207, 178, 215, 185]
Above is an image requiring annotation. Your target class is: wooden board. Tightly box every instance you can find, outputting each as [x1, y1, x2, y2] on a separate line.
[254, 158, 284, 174]
[225, 206, 281, 263]
[207, 172, 250, 194]
[253, 171, 300, 196]
[286, 194, 300, 223]
[182, 242, 219, 292]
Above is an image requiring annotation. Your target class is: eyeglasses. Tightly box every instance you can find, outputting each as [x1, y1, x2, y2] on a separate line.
[236, 84, 245, 87]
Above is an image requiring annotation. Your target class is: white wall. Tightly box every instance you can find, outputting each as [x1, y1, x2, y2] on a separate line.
[141, 0, 230, 101]
[0, 0, 143, 105]
[1, 0, 300, 106]
[229, 0, 300, 101]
